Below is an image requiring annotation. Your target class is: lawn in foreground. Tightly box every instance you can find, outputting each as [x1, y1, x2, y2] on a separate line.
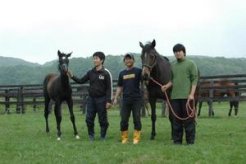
[0, 102, 245, 164]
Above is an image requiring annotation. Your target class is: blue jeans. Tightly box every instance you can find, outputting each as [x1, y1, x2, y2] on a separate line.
[86, 96, 109, 138]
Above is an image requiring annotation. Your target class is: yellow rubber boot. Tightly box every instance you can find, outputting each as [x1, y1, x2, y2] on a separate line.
[133, 130, 141, 144]
[121, 131, 128, 144]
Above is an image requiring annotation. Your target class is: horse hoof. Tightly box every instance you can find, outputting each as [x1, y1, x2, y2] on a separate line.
[57, 137, 61, 141]
[75, 135, 80, 139]
[150, 136, 155, 140]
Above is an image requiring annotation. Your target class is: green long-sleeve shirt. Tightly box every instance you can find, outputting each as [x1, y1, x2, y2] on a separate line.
[170, 58, 198, 99]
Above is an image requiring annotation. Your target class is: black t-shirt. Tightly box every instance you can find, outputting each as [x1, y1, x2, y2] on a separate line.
[117, 67, 142, 101]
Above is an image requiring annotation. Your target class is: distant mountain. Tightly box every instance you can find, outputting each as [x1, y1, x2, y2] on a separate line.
[0, 56, 40, 67]
[42, 60, 57, 67]
[0, 55, 245, 85]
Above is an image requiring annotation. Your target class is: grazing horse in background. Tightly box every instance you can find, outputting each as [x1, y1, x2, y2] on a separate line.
[140, 40, 172, 140]
[43, 50, 79, 140]
[228, 82, 239, 116]
[198, 80, 239, 116]
[229, 99, 239, 116]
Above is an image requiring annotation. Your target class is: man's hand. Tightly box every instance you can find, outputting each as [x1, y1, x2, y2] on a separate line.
[161, 85, 168, 92]
[106, 102, 112, 109]
[161, 81, 172, 93]
[113, 98, 118, 106]
[67, 70, 73, 78]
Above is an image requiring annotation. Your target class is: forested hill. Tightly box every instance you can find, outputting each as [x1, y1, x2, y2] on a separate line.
[0, 55, 245, 85]
[0, 56, 40, 67]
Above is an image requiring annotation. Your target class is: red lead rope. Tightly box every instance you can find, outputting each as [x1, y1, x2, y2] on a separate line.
[149, 77, 196, 121]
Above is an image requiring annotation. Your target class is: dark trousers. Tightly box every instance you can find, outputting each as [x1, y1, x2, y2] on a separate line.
[120, 99, 142, 131]
[86, 96, 109, 138]
[170, 99, 196, 144]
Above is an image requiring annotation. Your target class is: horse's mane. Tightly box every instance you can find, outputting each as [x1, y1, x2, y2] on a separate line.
[161, 56, 169, 61]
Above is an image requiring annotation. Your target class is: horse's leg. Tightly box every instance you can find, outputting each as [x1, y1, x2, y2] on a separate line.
[235, 101, 239, 116]
[141, 101, 146, 117]
[198, 101, 203, 116]
[44, 96, 50, 133]
[149, 99, 156, 140]
[66, 98, 79, 139]
[228, 101, 233, 116]
[145, 103, 150, 116]
[54, 101, 62, 140]
[207, 100, 214, 117]
[208, 100, 214, 116]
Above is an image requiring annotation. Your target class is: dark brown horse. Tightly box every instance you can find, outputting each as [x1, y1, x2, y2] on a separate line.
[139, 40, 172, 140]
[43, 50, 79, 140]
[198, 80, 239, 116]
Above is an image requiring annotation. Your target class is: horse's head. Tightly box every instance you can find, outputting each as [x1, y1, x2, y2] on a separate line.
[57, 50, 72, 75]
[139, 39, 158, 81]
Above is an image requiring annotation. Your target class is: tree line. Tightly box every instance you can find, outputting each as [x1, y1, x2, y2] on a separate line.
[0, 54, 245, 85]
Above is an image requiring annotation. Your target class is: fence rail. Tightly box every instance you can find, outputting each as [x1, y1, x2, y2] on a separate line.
[1, 75, 246, 114]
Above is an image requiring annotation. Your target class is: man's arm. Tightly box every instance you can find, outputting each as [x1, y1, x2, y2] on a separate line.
[161, 81, 172, 92]
[105, 69, 113, 104]
[68, 70, 89, 84]
[113, 87, 123, 105]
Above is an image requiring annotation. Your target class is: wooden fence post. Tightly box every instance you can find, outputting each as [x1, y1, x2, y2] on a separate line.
[4, 89, 10, 114]
[33, 98, 37, 111]
[16, 86, 25, 114]
[208, 80, 214, 116]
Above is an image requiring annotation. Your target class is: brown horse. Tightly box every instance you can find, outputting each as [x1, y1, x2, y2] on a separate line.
[197, 80, 239, 116]
[43, 50, 79, 140]
[140, 40, 172, 140]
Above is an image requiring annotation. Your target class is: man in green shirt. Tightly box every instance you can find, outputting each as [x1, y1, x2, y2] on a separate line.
[161, 43, 198, 145]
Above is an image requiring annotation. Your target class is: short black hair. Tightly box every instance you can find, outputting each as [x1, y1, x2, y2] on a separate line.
[93, 51, 105, 64]
[173, 44, 186, 55]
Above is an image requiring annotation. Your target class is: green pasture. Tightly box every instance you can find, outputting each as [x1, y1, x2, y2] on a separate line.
[0, 102, 246, 164]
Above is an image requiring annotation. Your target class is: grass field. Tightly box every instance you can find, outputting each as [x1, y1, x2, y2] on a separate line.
[0, 102, 246, 164]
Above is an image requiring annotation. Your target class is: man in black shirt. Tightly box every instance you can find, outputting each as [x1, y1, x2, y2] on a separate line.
[113, 53, 142, 144]
[68, 52, 112, 141]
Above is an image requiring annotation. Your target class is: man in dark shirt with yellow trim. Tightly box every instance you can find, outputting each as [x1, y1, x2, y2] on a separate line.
[113, 53, 142, 144]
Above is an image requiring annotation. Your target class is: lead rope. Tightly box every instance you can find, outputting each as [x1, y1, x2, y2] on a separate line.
[149, 77, 196, 121]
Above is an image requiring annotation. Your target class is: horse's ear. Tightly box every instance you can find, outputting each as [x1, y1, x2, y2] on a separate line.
[67, 52, 72, 57]
[139, 42, 144, 48]
[58, 50, 62, 58]
[151, 39, 156, 48]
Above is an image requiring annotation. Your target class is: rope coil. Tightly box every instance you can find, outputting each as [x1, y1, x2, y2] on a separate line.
[149, 77, 196, 121]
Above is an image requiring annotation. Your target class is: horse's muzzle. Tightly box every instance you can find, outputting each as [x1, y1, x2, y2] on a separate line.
[142, 74, 150, 81]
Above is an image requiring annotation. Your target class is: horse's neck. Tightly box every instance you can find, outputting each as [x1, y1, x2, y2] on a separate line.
[151, 57, 170, 84]
[60, 73, 70, 87]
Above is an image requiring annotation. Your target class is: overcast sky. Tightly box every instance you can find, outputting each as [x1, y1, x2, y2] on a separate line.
[0, 0, 246, 64]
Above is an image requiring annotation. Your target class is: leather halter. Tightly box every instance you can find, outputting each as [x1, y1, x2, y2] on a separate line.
[142, 53, 157, 70]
